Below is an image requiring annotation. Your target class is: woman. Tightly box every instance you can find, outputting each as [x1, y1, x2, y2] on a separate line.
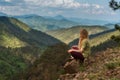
[68, 29, 91, 63]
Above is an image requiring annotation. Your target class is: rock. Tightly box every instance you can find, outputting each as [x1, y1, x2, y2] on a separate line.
[59, 73, 76, 80]
[63, 59, 80, 74]
[84, 78, 90, 80]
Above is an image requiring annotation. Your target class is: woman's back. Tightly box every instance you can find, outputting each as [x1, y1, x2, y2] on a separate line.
[79, 39, 91, 58]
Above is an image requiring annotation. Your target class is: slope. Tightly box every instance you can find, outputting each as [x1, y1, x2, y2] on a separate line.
[0, 16, 62, 80]
[46, 25, 108, 44]
[0, 16, 61, 48]
[59, 47, 120, 80]
[13, 43, 70, 80]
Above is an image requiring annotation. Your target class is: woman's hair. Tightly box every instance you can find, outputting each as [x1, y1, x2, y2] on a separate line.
[79, 29, 88, 48]
[80, 29, 88, 39]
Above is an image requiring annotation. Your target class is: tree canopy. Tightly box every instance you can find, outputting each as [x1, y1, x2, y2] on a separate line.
[109, 0, 120, 10]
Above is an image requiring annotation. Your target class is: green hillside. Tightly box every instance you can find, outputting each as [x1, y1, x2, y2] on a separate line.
[0, 16, 62, 80]
[0, 16, 61, 48]
[90, 30, 119, 47]
[0, 17, 29, 48]
[46, 25, 108, 44]
[0, 31, 27, 48]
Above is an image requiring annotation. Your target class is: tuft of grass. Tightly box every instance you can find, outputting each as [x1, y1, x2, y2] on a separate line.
[110, 77, 120, 80]
[105, 62, 119, 70]
[79, 64, 85, 72]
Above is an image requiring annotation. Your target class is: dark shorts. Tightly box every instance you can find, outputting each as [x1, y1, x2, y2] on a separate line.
[70, 51, 84, 62]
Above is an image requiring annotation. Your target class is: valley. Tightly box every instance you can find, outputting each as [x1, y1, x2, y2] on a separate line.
[46, 25, 108, 44]
[0, 16, 62, 80]
[0, 15, 119, 80]
[0, 0, 120, 79]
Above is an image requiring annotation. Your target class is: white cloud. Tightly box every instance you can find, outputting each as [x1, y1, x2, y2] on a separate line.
[0, 6, 5, 10]
[92, 4, 103, 9]
[81, 3, 90, 8]
[0, 0, 119, 19]
[5, 0, 11, 2]
[24, 0, 104, 10]
[24, 0, 81, 8]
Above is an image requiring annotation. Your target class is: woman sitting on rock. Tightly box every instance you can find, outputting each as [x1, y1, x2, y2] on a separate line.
[68, 29, 91, 63]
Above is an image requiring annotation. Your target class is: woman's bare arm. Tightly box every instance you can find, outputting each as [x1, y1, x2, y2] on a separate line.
[68, 48, 82, 53]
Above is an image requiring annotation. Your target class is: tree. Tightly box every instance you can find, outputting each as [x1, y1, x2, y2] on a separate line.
[111, 24, 120, 45]
[109, 0, 120, 45]
[109, 0, 120, 10]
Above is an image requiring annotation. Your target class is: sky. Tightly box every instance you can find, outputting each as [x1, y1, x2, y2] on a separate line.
[0, 0, 120, 22]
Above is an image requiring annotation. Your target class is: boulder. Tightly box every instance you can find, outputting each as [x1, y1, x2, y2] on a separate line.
[63, 59, 80, 74]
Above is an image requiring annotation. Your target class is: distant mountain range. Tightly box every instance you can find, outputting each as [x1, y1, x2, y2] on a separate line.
[0, 12, 7, 16]
[45, 15, 110, 25]
[53, 15, 67, 20]
[68, 17, 110, 25]
[14, 14, 78, 32]
[0, 12, 118, 31]
[104, 23, 120, 29]
[13, 14, 117, 31]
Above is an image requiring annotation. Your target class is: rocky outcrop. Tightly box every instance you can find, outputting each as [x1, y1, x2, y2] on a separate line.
[63, 59, 80, 74]
[59, 48, 120, 80]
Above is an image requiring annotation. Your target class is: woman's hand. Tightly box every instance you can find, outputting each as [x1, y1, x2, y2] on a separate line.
[68, 49, 74, 53]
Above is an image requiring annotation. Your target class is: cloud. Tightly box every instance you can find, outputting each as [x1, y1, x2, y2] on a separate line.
[5, 0, 11, 2]
[0, 0, 119, 20]
[24, 0, 105, 12]
[92, 4, 103, 9]
[24, 0, 81, 8]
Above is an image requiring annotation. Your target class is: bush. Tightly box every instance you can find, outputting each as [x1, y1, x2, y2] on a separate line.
[111, 24, 120, 46]
[105, 62, 118, 70]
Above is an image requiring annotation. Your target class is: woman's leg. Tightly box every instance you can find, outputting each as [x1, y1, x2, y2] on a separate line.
[70, 51, 84, 63]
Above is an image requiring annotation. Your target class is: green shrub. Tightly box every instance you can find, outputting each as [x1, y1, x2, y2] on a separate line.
[111, 24, 120, 46]
[105, 62, 118, 70]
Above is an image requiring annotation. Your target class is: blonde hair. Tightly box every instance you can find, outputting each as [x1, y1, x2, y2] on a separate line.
[79, 29, 88, 48]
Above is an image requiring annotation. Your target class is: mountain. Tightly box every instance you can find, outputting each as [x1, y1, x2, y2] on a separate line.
[45, 15, 110, 25]
[68, 17, 110, 25]
[104, 23, 120, 29]
[14, 15, 78, 31]
[0, 12, 7, 16]
[46, 25, 108, 44]
[14, 28, 119, 80]
[53, 15, 67, 20]
[0, 16, 62, 80]
[0, 16, 61, 48]
[104, 23, 115, 29]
